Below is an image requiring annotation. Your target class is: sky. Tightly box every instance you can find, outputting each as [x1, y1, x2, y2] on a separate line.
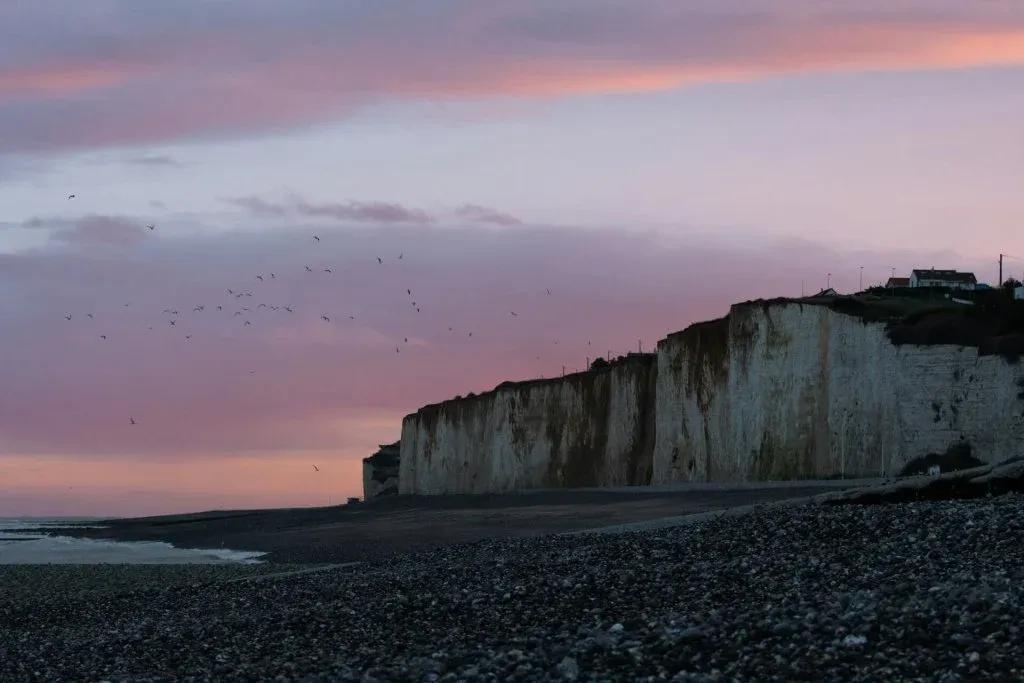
[1, 1, 1022, 517]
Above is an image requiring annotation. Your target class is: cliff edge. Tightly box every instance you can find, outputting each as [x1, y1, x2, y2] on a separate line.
[396, 293, 1024, 495]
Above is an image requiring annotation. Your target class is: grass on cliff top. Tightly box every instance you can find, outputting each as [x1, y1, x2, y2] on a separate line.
[800, 290, 1024, 362]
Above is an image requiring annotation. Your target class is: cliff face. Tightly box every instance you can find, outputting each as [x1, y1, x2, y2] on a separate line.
[399, 354, 657, 494]
[653, 301, 1024, 483]
[362, 441, 401, 500]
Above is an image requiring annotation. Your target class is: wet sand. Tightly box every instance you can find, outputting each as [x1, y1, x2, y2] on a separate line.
[32, 482, 883, 563]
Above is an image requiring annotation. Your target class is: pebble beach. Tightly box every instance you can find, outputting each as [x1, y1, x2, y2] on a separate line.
[3, 495, 1023, 682]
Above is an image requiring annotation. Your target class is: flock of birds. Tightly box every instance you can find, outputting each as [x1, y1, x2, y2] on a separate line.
[58, 194, 612, 468]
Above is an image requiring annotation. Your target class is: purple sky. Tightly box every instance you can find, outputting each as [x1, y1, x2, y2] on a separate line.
[1, 1, 1022, 516]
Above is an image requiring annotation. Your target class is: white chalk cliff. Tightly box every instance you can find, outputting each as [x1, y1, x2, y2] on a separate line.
[397, 300, 1024, 494]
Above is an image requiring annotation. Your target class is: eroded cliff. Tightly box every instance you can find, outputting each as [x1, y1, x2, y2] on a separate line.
[653, 299, 1024, 483]
[399, 354, 657, 494]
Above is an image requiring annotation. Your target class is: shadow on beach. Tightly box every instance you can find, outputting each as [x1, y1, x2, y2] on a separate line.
[27, 482, 881, 564]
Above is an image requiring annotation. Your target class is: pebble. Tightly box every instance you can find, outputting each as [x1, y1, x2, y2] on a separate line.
[2, 496, 1024, 681]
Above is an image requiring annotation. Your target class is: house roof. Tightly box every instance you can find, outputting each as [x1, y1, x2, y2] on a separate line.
[911, 269, 977, 283]
[886, 277, 910, 286]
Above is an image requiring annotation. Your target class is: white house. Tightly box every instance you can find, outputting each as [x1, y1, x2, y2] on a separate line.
[909, 269, 977, 290]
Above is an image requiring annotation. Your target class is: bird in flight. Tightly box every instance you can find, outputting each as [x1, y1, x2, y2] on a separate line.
[323, 268, 332, 273]
[244, 320, 251, 326]
[321, 315, 330, 322]
[65, 314, 72, 320]
[185, 335, 193, 341]
[227, 289, 234, 295]
[407, 289, 411, 296]
[510, 311, 518, 317]
[85, 313, 93, 319]
[270, 273, 275, 279]
[129, 417, 136, 425]
[284, 306, 293, 313]
[146, 224, 155, 231]
[305, 265, 313, 272]
[256, 275, 264, 281]
[100, 335, 107, 340]
[546, 288, 552, 295]
[377, 257, 383, 264]
[67, 194, 76, 200]
[312, 464, 320, 471]
[216, 305, 223, 311]
[169, 320, 176, 326]
[398, 253, 403, 260]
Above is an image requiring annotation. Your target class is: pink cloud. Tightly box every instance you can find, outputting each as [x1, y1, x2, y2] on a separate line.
[0, 212, 997, 462]
[0, 2, 1023, 155]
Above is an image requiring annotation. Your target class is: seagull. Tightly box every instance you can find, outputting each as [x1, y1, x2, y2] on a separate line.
[65, 314, 72, 320]
[377, 257, 383, 264]
[216, 305, 223, 311]
[398, 253, 403, 260]
[305, 265, 313, 272]
[395, 347, 400, 353]
[257, 303, 267, 309]
[448, 327, 453, 331]
[169, 320, 176, 326]
[242, 307, 250, 312]
[321, 315, 330, 322]
[227, 289, 234, 295]
[193, 306, 204, 312]
[313, 234, 320, 242]
[468, 332, 473, 337]
[129, 417, 136, 425]
[510, 311, 518, 317]
[185, 335, 192, 340]
[85, 313, 94, 319]
[244, 320, 251, 326]
[67, 194, 76, 200]
[546, 288, 552, 295]
[415, 307, 420, 313]
[407, 289, 411, 296]
[270, 273, 275, 279]
[233, 311, 242, 316]
[404, 337, 408, 343]
[100, 335, 107, 340]
[323, 268, 331, 273]
[256, 275, 264, 281]
[146, 224, 155, 231]
[284, 306, 293, 313]
[312, 464, 320, 471]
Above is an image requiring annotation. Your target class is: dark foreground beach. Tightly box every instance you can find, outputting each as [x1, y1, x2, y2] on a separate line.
[3, 493, 1024, 681]
[4, 475, 1024, 681]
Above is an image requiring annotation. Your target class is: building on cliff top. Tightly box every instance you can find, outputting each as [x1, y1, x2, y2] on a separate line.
[909, 269, 977, 290]
[362, 441, 400, 500]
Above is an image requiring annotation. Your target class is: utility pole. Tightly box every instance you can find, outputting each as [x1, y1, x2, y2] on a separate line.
[859, 266, 863, 291]
[999, 253, 1004, 288]
[827, 272, 831, 290]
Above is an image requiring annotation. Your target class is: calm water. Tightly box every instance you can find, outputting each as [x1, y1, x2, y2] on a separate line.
[0, 518, 265, 564]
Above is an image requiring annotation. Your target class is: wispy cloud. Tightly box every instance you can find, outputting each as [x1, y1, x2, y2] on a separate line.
[455, 204, 522, 226]
[1, 2, 1022, 155]
[228, 196, 436, 224]
[24, 214, 151, 247]
[124, 153, 181, 167]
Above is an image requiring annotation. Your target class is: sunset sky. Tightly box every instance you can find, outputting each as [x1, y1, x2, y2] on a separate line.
[1, 1, 1022, 517]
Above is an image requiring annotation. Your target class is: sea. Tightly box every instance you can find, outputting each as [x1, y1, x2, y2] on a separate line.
[0, 518, 266, 564]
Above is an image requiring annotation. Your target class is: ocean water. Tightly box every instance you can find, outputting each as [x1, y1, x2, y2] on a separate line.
[0, 518, 266, 564]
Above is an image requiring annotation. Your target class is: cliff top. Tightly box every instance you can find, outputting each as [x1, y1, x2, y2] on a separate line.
[659, 291, 1024, 362]
[406, 351, 657, 420]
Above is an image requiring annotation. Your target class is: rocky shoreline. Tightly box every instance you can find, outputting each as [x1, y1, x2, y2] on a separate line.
[2, 491, 1024, 681]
